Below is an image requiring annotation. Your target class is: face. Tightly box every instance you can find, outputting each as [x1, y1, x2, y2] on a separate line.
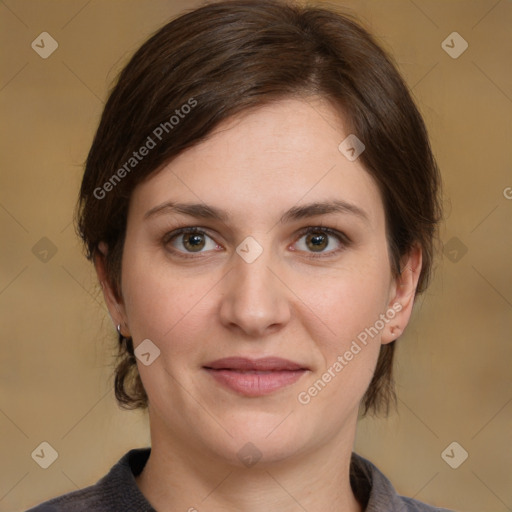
[98, 97, 420, 467]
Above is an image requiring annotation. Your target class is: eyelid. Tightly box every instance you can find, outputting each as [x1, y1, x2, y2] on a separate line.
[295, 225, 351, 244]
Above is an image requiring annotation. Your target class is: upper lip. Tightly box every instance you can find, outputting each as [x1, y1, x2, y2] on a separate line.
[204, 357, 308, 371]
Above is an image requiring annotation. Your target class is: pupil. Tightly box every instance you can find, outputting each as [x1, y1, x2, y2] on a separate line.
[185, 234, 204, 251]
[308, 233, 327, 251]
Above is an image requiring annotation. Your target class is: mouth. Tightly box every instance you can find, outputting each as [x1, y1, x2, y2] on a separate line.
[203, 357, 309, 397]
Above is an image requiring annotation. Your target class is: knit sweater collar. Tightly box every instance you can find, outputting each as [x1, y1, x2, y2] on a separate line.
[94, 447, 418, 511]
[30, 447, 449, 511]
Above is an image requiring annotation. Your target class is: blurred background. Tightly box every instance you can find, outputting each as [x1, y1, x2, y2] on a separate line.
[0, 1, 511, 511]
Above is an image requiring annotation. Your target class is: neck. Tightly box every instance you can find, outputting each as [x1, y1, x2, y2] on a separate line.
[135, 416, 363, 512]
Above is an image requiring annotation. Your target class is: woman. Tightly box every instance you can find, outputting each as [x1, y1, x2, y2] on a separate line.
[28, 0, 450, 510]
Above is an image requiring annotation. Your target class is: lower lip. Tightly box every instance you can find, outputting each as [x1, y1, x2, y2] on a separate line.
[205, 369, 307, 396]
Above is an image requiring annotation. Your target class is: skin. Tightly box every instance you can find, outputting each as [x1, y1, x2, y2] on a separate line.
[96, 97, 421, 512]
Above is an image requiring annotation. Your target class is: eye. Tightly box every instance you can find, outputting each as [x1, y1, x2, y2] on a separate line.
[293, 226, 350, 257]
[164, 227, 221, 257]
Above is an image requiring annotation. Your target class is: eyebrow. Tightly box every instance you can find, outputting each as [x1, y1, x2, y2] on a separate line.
[144, 199, 369, 224]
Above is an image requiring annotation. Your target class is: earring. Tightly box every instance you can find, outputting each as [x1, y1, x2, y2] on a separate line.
[117, 324, 129, 337]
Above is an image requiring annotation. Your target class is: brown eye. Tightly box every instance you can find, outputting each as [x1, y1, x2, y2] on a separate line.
[182, 233, 206, 252]
[164, 228, 219, 256]
[294, 227, 350, 257]
[305, 231, 329, 252]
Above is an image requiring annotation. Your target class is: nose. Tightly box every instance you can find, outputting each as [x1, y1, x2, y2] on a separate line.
[218, 243, 291, 338]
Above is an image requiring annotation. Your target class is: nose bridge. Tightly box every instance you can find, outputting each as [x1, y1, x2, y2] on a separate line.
[219, 239, 290, 335]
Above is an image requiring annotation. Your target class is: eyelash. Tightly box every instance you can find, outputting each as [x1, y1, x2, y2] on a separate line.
[162, 226, 351, 260]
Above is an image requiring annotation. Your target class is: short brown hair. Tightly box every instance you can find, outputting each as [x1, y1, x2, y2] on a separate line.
[77, 0, 442, 416]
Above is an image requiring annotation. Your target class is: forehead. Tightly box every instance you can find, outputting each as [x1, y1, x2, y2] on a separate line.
[129, 97, 385, 229]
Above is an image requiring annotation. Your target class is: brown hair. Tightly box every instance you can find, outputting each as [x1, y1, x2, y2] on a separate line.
[77, 0, 442, 416]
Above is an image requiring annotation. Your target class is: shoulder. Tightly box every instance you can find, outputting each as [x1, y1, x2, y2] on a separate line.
[350, 452, 454, 512]
[397, 496, 454, 512]
[25, 485, 106, 512]
[25, 448, 154, 512]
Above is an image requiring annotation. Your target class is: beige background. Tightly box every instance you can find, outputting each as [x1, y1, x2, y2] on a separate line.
[1, 0, 511, 511]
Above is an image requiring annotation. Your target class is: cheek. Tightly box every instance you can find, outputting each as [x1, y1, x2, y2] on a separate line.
[294, 273, 388, 418]
[304, 259, 392, 344]
[120, 246, 219, 349]
[295, 257, 392, 401]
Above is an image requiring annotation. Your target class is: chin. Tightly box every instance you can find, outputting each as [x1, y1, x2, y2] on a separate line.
[202, 414, 313, 468]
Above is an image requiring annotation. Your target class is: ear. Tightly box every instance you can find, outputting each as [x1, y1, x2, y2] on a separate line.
[94, 242, 131, 337]
[381, 244, 422, 344]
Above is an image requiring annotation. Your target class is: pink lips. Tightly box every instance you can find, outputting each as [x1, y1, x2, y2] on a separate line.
[203, 357, 308, 397]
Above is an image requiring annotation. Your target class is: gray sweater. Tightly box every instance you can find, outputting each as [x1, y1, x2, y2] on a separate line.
[26, 448, 453, 511]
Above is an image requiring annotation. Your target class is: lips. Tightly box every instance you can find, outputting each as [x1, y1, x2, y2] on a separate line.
[204, 357, 306, 372]
[203, 357, 308, 396]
